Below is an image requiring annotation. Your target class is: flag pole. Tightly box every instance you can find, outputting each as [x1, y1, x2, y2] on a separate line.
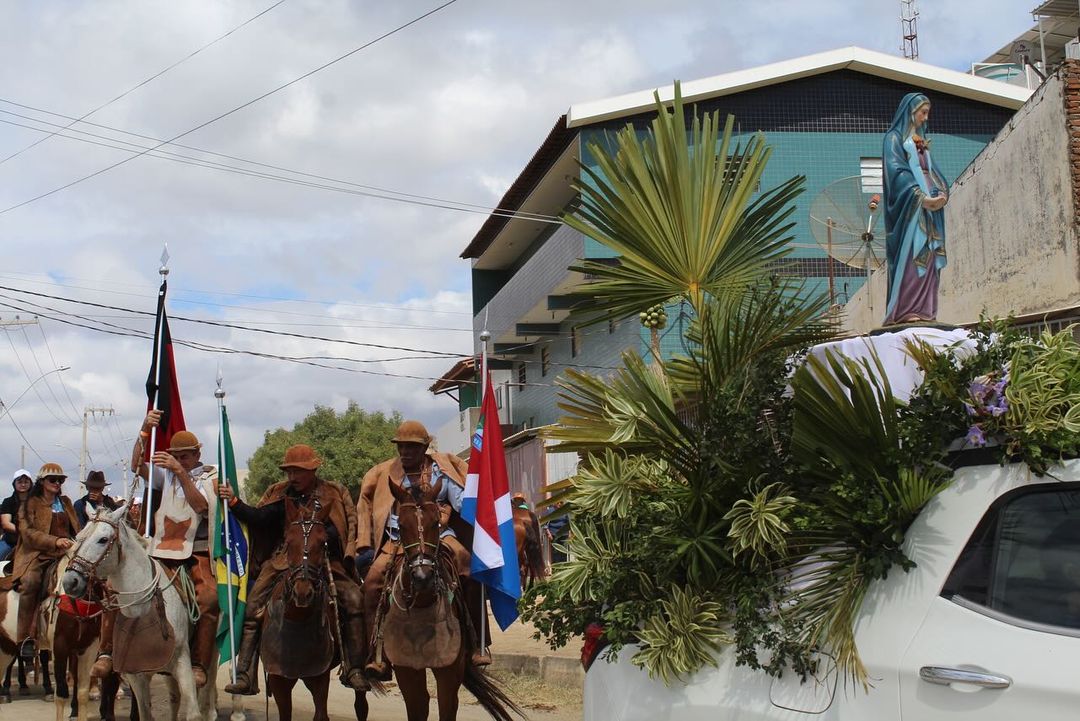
[144, 247, 170, 541]
[215, 371, 237, 684]
[216, 372, 245, 721]
[478, 323, 491, 657]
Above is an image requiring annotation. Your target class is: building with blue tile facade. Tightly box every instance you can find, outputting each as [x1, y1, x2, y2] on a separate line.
[438, 47, 1030, 443]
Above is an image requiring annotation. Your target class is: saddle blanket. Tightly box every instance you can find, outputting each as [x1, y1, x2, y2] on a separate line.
[56, 594, 102, 617]
[383, 597, 461, 670]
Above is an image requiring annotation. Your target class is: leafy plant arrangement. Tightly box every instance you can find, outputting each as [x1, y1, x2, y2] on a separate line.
[904, 319, 1080, 474]
[516, 75, 1080, 690]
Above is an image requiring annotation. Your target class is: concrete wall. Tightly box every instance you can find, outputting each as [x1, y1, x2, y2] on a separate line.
[843, 62, 1080, 333]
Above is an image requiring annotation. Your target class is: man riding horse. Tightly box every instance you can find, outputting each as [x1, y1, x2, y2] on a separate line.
[215, 443, 370, 695]
[7, 462, 81, 659]
[92, 411, 220, 689]
[356, 420, 492, 679]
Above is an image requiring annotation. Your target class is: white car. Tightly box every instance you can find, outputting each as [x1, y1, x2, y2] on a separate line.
[584, 457, 1080, 720]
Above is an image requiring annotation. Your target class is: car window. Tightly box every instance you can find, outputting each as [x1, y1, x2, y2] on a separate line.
[942, 484, 1080, 632]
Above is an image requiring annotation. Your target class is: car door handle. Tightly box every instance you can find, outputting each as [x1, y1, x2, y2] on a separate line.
[919, 666, 1012, 689]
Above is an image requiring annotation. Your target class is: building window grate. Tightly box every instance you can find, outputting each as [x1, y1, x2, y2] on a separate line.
[541, 346, 551, 377]
[517, 363, 526, 388]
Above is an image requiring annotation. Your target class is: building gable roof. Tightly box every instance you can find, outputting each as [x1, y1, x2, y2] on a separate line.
[567, 46, 1031, 128]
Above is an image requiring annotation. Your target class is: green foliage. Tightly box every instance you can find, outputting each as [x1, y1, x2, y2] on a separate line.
[724, 481, 796, 568]
[562, 81, 804, 321]
[245, 402, 402, 499]
[632, 586, 732, 684]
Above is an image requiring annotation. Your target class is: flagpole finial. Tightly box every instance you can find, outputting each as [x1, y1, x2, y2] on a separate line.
[159, 244, 170, 277]
[215, 365, 226, 400]
[479, 330, 491, 343]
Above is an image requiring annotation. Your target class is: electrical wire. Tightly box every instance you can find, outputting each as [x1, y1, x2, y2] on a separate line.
[20, 325, 81, 425]
[0, 0, 461, 216]
[35, 323, 83, 420]
[1, 408, 45, 464]
[0, 0, 290, 167]
[0, 270, 474, 318]
[0, 108, 564, 225]
[2, 329, 79, 427]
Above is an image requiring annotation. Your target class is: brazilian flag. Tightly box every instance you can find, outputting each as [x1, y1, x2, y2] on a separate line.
[213, 405, 249, 664]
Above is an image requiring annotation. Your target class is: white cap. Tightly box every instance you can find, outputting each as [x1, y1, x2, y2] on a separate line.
[12, 469, 32, 482]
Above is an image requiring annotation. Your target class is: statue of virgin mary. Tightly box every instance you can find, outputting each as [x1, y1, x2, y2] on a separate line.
[883, 93, 949, 325]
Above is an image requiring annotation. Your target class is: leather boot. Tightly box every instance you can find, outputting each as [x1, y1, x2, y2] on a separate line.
[190, 614, 217, 689]
[91, 610, 115, 678]
[223, 619, 261, 696]
[340, 610, 370, 691]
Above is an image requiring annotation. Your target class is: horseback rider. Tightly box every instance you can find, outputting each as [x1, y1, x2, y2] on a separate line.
[9, 462, 81, 659]
[72, 470, 120, 528]
[91, 411, 220, 689]
[0, 469, 33, 562]
[356, 419, 492, 678]
[215, 443, 370, 695]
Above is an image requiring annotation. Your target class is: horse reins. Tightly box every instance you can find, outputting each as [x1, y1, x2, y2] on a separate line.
[68, 515, 175, 612]
[283, 499, 327, 599]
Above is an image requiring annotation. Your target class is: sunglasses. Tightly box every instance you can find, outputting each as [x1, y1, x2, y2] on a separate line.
[43, 477, 63, 484]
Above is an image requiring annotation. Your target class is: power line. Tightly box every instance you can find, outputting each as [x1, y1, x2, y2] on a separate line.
[35, 323, 83, 419]
[19, 325, 81, 425]
[0, 0, 461, 216]
[0, 0, 290, 167]
[0, 285, 463, 358]
[2, 328, 79, 427]
[1, 408, 44, 464]
[0, 106, 564, 225]
[0, 270, 474, 318]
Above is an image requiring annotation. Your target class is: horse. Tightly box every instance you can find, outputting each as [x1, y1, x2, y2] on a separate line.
[1, 558, 54, 704]
[259, 496, 338, 721]
[511, 505, 546, 589]
[383, 478, 521, 721]
[48, 554, 107, 721]
[60, 504, 216, 721]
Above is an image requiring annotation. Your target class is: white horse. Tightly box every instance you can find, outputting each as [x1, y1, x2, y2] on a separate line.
[0, 560, 17, 687]
[61, 505, 217, 721]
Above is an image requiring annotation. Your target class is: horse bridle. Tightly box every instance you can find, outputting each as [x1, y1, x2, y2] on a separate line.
[399, 499, 442, 573]
[68, 515, 125, 581]
[285, 499, 327, 597]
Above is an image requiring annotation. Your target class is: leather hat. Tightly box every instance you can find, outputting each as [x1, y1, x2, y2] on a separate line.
[37, 462, 67, 480]
[84, 470, 109, 489]
[392, 420, 431, 445]
[279, 444, 322, 470]
[167, 430, 201, 452]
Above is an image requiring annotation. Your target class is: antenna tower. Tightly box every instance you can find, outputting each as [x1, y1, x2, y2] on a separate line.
[901, 0, 919, 60]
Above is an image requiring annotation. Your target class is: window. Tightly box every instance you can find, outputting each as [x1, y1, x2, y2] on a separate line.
[494, 385, 504, 409]
[541, 346, 551, 377]
[859, 157, 883, 194]
[942, 483, 1080, 632]
[571, 326, 582, 358]
[517, 363, 526, 388]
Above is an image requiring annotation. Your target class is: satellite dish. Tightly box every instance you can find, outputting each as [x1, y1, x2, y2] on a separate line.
[1010, 39, 1032, 65]
[808, 176, 886, 306]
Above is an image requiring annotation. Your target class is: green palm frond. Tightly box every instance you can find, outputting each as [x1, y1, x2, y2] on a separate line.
[632, 585, 733, 684]
[563, 82, 804, 322]
[543, 351, 707, 480]
[791, 348, 901, 484]
[667, 283, 837, 394]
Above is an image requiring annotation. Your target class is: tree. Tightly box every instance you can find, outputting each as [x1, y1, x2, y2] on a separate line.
[244, 402, 403, 500]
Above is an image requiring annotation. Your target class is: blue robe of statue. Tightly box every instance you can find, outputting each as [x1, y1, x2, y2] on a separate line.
[883, 92, 949, 325]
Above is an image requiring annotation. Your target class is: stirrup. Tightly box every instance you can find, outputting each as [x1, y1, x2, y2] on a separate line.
[17, 638, 36, 659]
[224, 672, 259, 696]
[364, 661, 391, 681]
[343, 668, 371, 692]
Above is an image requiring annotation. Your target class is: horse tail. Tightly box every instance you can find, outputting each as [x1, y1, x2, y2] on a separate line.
[462, 663, 523, 721]
[523, 511, 546, 584]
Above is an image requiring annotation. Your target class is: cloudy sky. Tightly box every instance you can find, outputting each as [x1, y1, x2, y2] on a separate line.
[0, 0, 1032, 494]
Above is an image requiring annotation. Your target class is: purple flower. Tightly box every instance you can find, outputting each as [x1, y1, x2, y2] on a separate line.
[966, 425, 986, 446]
[963, 402, 976, 416]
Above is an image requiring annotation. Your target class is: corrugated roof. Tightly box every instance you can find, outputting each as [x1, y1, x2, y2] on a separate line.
[460, 115, 573, 260]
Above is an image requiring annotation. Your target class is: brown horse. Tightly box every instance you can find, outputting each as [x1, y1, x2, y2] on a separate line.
[260, 496, 338, 721]
[511, 505, 546, 589]
[384, 479, 521, 721]
[51, 579, 105, 721]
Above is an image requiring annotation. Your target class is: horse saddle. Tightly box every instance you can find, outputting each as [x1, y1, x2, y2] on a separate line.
[261, 597, 336, 679]
[383, 596, 461, 670]
[112, 590, 176, 674]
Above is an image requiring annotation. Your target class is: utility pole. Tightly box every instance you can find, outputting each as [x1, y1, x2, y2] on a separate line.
[82, 406, 115, 485]
[900, 0, 919, 60]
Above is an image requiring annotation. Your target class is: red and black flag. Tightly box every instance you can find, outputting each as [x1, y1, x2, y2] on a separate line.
[144, 278, 185, 460]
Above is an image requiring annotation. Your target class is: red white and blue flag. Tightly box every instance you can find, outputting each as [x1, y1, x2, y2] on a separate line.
[461, 372, 521, 630]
